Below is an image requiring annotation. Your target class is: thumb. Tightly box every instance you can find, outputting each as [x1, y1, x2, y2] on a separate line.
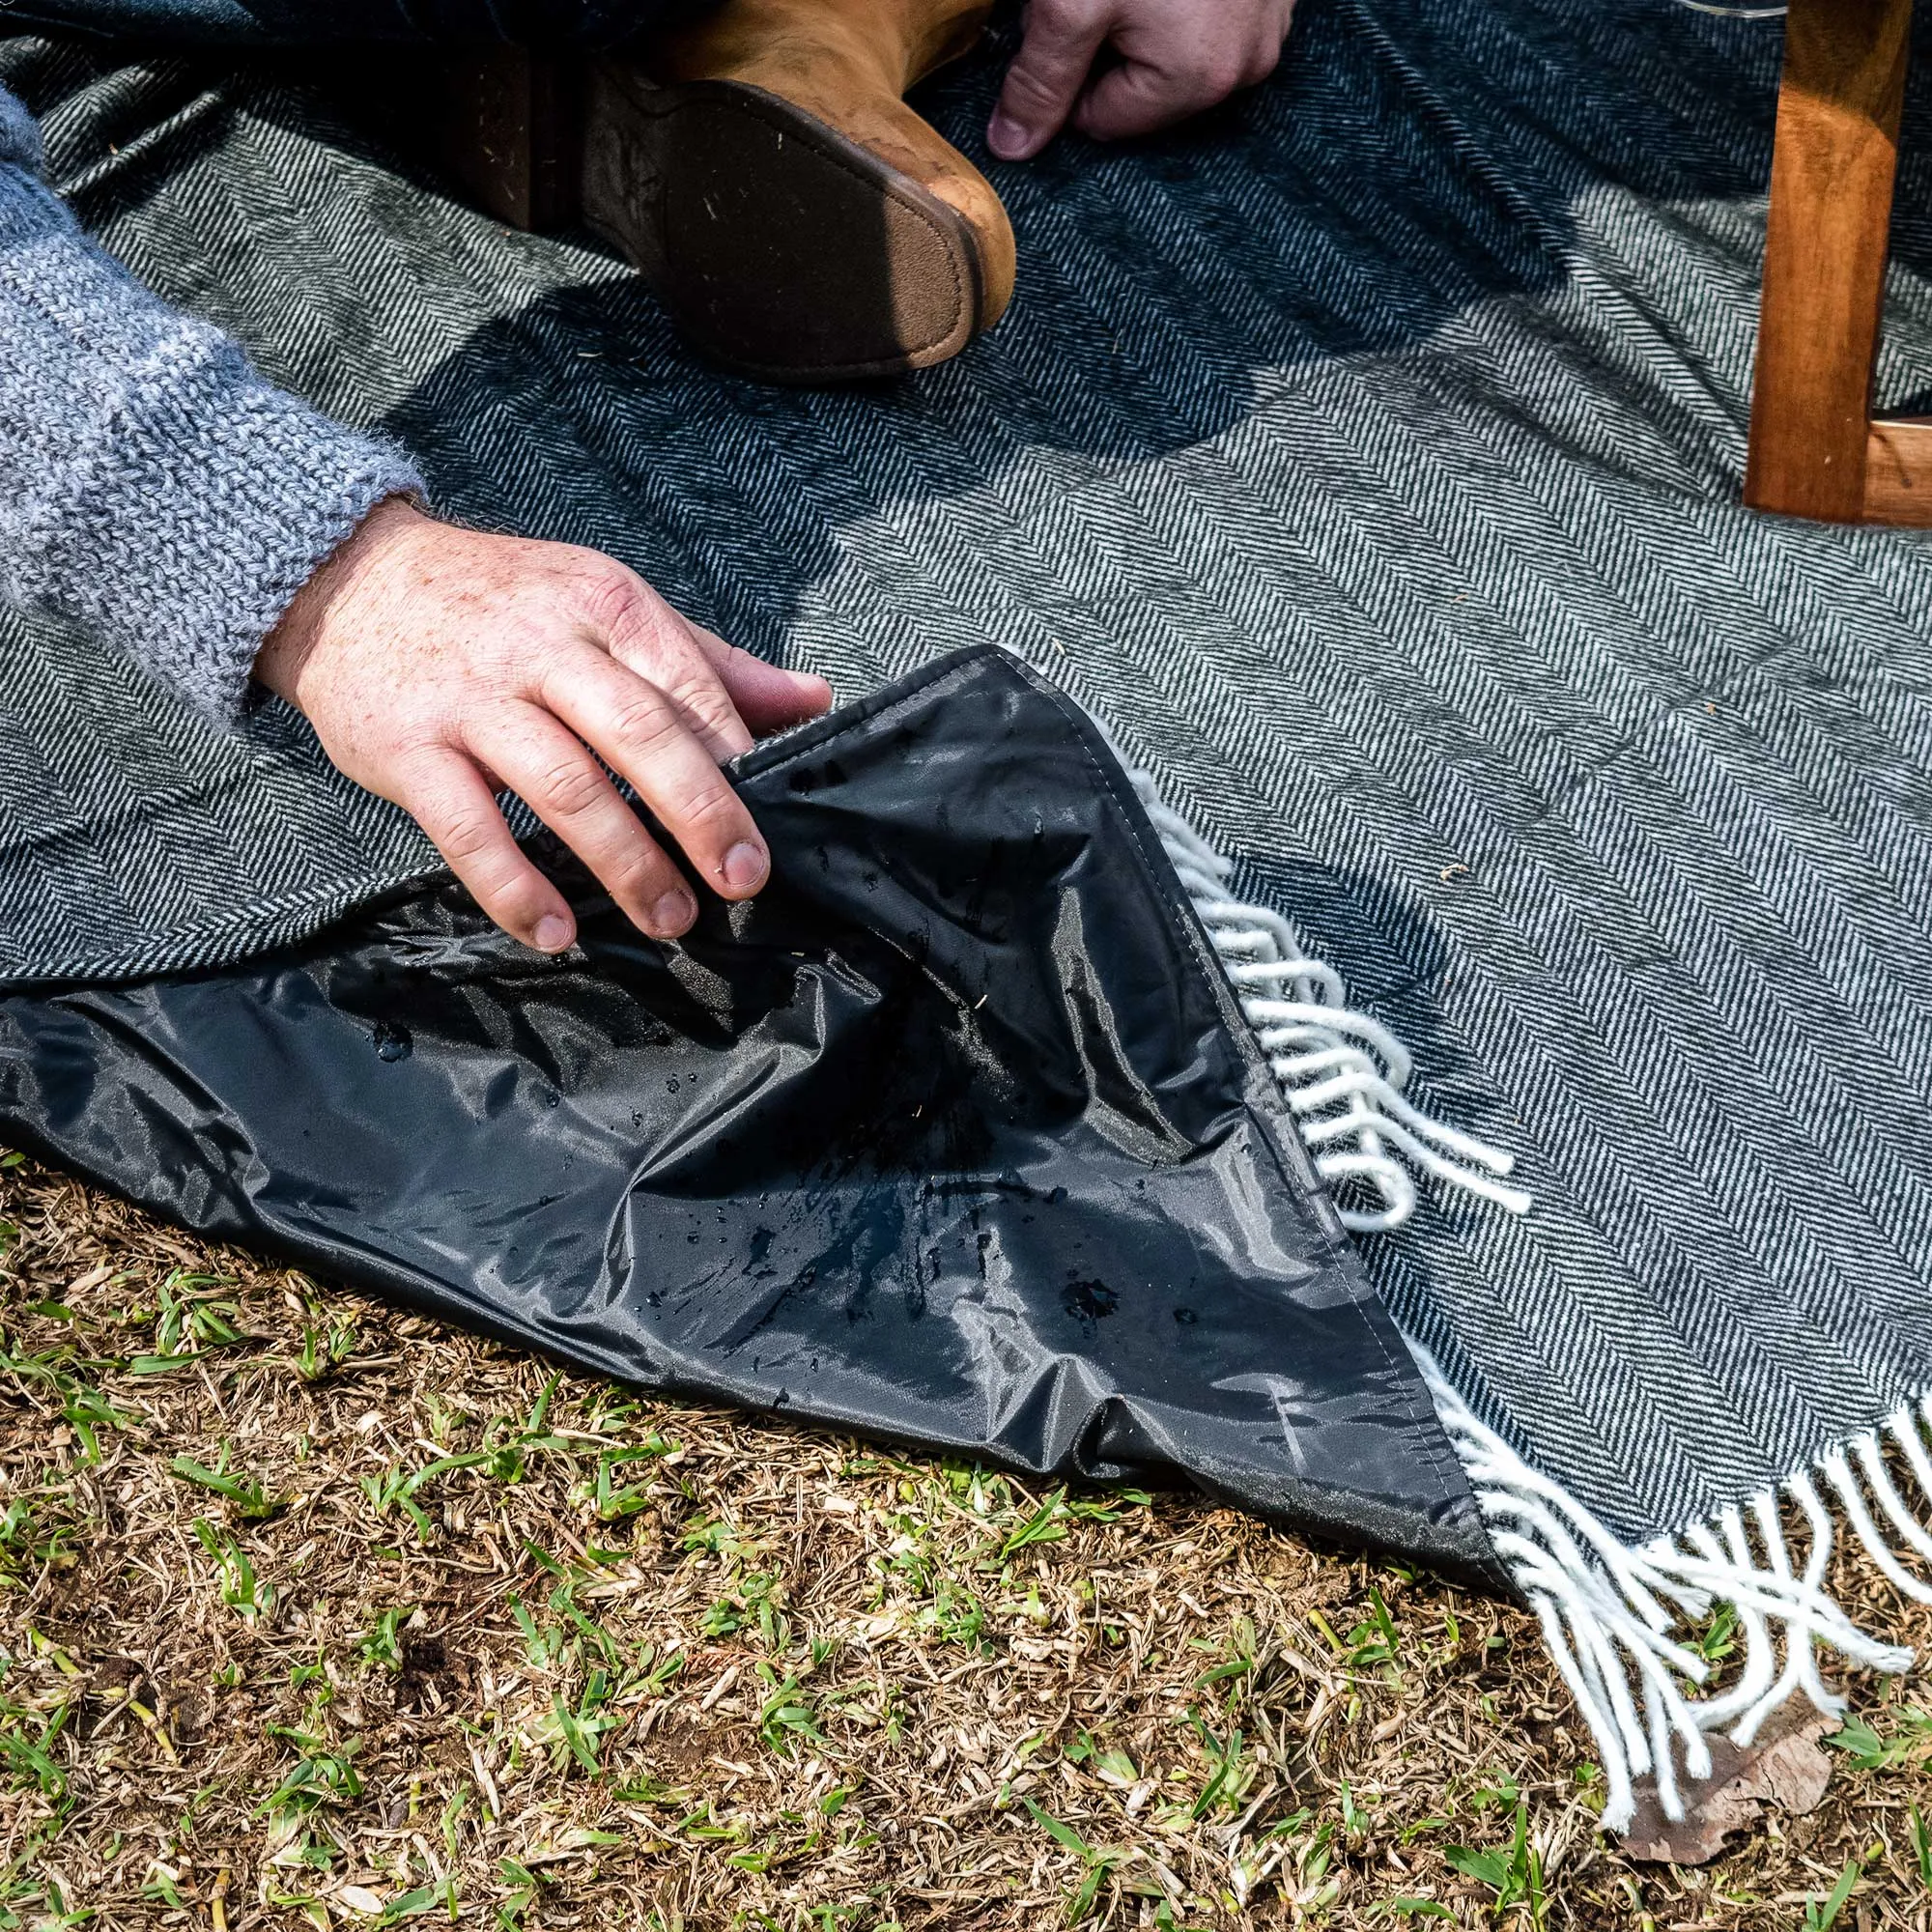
[987, 0, 1113, 160]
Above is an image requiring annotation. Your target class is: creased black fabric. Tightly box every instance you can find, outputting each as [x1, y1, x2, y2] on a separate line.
[0, 647, 1506, 1590]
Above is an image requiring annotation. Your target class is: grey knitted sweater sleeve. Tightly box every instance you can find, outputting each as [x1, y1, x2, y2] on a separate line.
[0, 83, 423, 722]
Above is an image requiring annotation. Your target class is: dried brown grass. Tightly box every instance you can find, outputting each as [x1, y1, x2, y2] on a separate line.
[2, 1150, 1929, 1930]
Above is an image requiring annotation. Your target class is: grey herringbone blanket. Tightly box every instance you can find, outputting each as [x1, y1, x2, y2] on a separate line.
[6, 0, 1932, 1820]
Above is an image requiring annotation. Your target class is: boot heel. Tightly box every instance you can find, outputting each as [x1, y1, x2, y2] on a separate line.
[582, 71, 990, 384]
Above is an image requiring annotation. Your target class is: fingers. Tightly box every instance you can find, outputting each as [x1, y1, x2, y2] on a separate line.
[536, 652, 773, 904]
[1070, 58, 1180, 143]
[1073, 26, 1284, 141]
[398, 750, 580, 953]
[467, 705, 705, 940]
[685, 621, 835, 738]
[589, 577, 756, 764]
[987, 0, 1113, 159]
[585, 560, 831, 747]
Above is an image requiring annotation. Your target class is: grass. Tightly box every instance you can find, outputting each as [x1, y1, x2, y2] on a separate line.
[0, 1151, 1929, 1929]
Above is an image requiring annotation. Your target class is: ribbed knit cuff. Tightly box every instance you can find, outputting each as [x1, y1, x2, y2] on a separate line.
[0, 153, 425, 723]
[37, 337, 424, 723]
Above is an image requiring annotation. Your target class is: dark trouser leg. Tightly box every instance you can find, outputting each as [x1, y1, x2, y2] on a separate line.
[6, 2, 718, 235]
[1, 2, 698, 46]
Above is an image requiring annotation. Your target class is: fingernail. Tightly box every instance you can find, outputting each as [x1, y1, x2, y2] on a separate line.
[533, 913, 573, 952]
[987, 108, 1030, 157]
[651, 889, 696, 935]
[721, 841, 768, 894]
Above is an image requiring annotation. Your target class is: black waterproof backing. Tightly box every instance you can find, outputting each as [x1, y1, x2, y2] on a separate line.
[0, 647, 1503, 1590]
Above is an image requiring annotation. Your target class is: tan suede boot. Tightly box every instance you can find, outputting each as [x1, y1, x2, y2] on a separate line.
[581, 0, 1014, 383]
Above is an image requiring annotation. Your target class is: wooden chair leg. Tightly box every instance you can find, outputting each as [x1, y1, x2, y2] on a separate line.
[1744, 0, 1911, 522]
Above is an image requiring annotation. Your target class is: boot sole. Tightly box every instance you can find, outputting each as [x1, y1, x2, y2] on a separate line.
[582, 71, 991, 384]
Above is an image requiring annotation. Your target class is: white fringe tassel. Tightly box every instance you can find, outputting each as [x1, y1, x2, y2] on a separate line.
[1125, 762, 1924, 1832]
[1122, 766, 1531, 1232]
[1416, 1345, 1924, 1832]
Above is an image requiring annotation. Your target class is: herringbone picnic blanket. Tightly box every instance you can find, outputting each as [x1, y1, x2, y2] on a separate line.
[6, 0, 1932, 1822]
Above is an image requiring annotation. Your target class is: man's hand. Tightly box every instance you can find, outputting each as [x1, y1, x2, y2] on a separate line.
[255, 498, 833, 954]
[985, 0, 1294, 161]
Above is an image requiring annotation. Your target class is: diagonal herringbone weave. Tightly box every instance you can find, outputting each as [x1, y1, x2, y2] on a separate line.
[6, 0, 1932, 1747]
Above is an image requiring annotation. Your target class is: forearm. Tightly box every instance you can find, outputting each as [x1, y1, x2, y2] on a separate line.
[0, 82, 422, 721]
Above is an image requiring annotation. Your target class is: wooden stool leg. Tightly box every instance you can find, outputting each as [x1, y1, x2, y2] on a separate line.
[1745, 0, 1911, 522]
